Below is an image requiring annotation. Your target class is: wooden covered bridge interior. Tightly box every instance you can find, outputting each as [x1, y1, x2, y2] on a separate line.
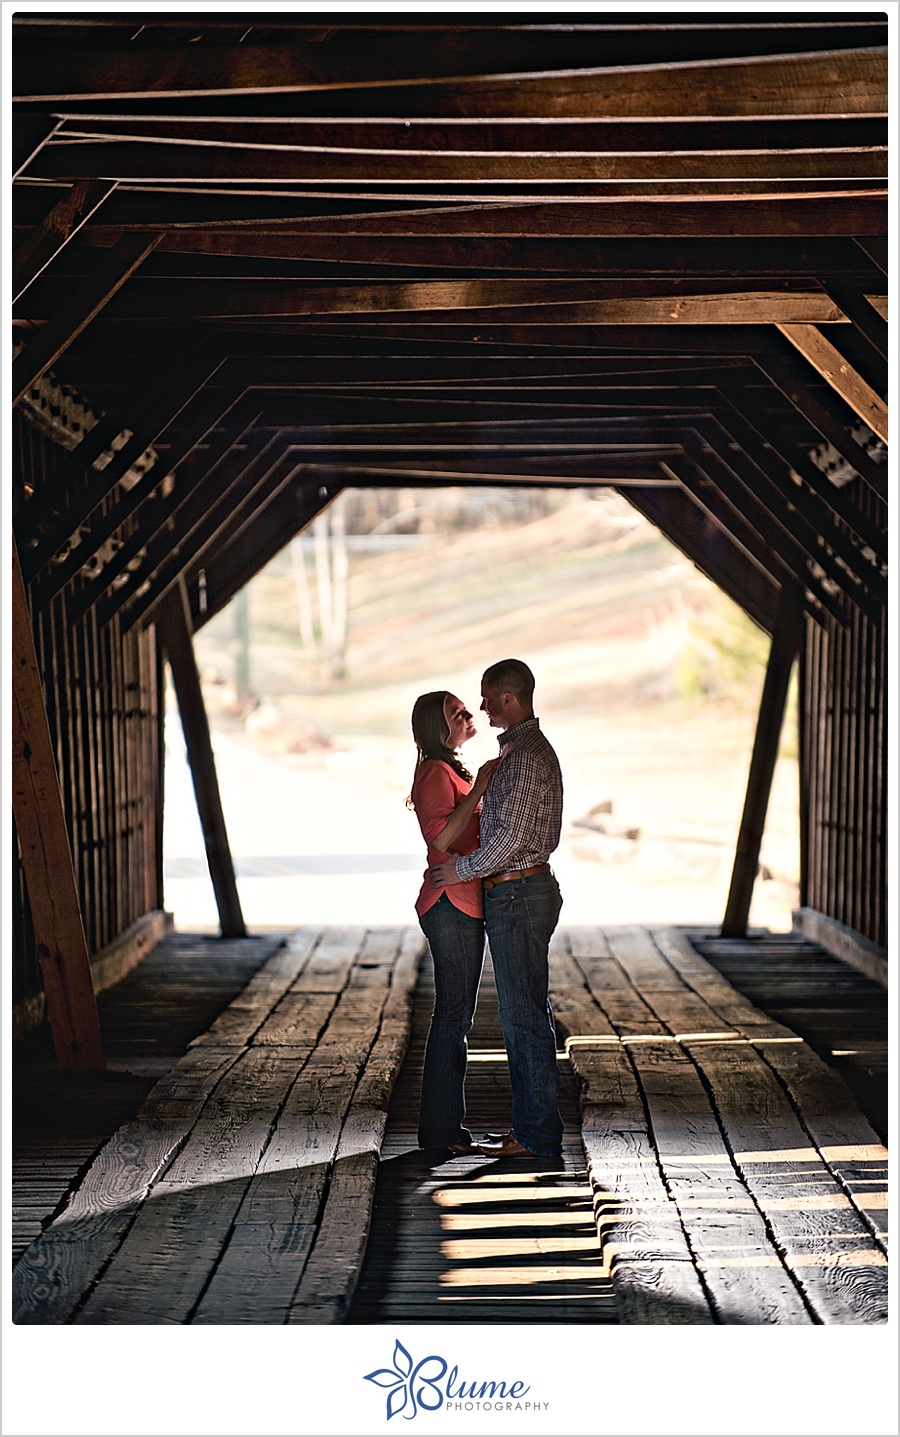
[10, 13, 889, 1330]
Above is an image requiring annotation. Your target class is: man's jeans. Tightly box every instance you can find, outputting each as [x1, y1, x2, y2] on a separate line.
[418, 894, 485, 1148]
[485, 869, 564, 1156]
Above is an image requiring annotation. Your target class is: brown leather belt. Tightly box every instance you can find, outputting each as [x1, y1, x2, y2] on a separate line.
[483, 863, 551, 890]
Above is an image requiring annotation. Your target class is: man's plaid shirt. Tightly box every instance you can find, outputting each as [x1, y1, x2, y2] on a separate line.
[455, 717, 563, 880]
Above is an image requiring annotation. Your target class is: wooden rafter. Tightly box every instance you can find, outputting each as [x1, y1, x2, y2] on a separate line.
[13, 178, 118, 301]
[754, 343, 887, 501]
[14, 44, 886, 119]
[12, 232, 161, 406]
[622, 484, 780, 636]
[26, 284, 856, 326]
[47, 228, 883, 277]
[27, 135, 888, 186]
[777, 324, 887, 443]
[9, 11, 888, 1078]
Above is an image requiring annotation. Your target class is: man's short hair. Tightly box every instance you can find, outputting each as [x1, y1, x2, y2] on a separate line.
[482, 658, 535, 705]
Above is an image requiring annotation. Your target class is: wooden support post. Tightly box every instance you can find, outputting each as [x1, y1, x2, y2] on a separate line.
[12, 232, 161, 406]
[11, 538, 105, 1071]
[156, 581, 246, 938]
[722, 589, 805, 939]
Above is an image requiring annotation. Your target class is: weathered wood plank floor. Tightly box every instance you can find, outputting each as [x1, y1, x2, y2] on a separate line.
[12, 931, 285, 1263]
[12, 925, 887, 1325]
[688, 928, 889, 1144]
[552, 926, 888, 1325]
[348, 946, 616, 1323]
[13, 926, 420, 1325]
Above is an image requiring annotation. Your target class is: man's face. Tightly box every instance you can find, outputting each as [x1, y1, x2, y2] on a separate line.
[480, 682, 508, 730]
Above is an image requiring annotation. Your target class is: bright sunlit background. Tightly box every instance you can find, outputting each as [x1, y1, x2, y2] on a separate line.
[163, 487, 800, 934]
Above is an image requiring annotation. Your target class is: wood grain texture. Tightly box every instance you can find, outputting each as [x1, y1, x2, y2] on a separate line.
[12, 1045, 239, 1323]
[11, 539, 104, 1072]
[15, 44, 886, 121]
[652, 927, 888, 1249]
[557, 927, 888, 1326]
[776, 323, 888, 441]
[681, 1037, 887, 1324]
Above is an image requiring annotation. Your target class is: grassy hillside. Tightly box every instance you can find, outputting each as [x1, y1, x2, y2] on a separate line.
[190, 487, 799, 929]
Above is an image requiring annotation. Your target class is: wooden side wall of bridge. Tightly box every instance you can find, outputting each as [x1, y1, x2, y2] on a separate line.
[12, 414, 164, 1012]
[802, 604, 887, 950]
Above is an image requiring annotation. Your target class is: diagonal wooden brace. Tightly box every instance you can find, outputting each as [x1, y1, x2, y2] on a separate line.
[12, 231, 161, 406]
[722, 587, 806, 939]
[156, 580, 246, 939]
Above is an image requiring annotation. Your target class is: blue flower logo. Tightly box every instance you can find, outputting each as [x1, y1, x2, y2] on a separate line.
[364, 1340, 448, 1421]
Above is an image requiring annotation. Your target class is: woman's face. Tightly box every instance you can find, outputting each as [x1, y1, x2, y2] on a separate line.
[443, 693, 476, 748]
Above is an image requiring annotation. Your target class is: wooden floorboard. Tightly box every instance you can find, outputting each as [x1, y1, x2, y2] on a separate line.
[556, 926, 888, 1326]
[347, 946, 618, 1325]
[686, 927, 888, 1144]
[13, 927, 422, 1325]
[11, 931, 285, 1265]
[12, 923, 887, 1325]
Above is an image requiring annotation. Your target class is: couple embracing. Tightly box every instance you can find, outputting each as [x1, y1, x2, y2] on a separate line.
[409, 659, 564, 1161]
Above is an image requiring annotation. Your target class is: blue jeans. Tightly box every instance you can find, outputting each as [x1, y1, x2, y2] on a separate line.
[417, 895, 485, 1148]
[484, 870, 563, 1156]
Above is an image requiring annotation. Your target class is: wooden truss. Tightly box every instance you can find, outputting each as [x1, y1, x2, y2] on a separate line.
[10, 14, 888, 1065]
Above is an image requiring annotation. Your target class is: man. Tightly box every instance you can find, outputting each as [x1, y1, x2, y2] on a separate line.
[430, 658, 564, 1159]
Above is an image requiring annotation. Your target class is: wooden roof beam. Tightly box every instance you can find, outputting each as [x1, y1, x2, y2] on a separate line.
[12, 232, 160, 406]
[754, 341, 886, 500]
[46, 113, 889, 155]
[55, 229, 883, 277]
[820, 278, 888, 361]
[719, 383, 887, 562]
[112, 434, 294, 633]
[188, 480, 338, 631]
[195, 319, 830, 352]
[777, 325, 887, 443]
[14, 44, 886, 119]
[678, 438, 863, 625]
[26, 136, 887, 185]
[621, 484, 780, 636]
[686, 426, 885, 621]
[94, 427, 282, 624]
[664, 453, 843, 628]
[68, 392, 266, 620]
[63, 194, 888, 239]
[48, 282, 857, 326]
[19, 346, 223, 585]
[709, 396, 887, 561]
[13, 179, 118, 302]
[12, 110, 61, 179]
[278, 457, 676, 486]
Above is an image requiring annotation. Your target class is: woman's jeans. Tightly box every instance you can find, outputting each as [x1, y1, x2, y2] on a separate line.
[484, 869, 564, 1156]
[418, 894, 485, 1148]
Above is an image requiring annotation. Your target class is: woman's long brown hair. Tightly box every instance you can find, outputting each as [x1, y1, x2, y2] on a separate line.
[408, 690, 473, 805]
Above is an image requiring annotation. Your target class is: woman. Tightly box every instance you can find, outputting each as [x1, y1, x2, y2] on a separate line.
[409, 690, 497, 1154]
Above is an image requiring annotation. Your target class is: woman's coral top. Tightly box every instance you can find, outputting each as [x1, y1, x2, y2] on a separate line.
[411, 759, 484, 920]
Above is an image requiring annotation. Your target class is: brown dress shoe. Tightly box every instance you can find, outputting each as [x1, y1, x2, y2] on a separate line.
[475, 1130, 538, 1158]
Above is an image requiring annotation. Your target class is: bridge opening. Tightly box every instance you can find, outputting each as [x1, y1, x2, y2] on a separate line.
[162, 484, 800, 936]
